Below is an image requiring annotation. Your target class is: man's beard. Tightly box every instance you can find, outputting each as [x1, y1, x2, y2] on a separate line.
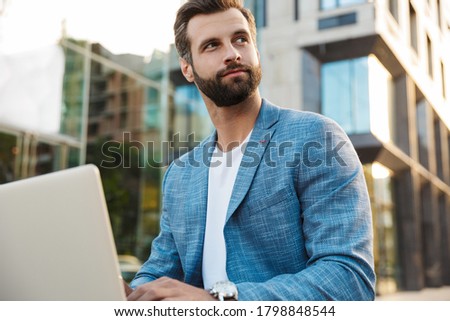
[192, 62, 262, 107]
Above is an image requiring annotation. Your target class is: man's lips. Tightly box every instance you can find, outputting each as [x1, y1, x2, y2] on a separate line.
[221, 68, 248, 77]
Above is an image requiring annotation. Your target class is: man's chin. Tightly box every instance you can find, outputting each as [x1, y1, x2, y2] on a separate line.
[213, 93, 252, 107]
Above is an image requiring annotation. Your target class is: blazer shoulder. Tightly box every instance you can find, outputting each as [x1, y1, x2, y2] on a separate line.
[276, 106, 343, 135]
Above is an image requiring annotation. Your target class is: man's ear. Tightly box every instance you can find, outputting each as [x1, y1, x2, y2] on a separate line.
[179, 57, 195, 83]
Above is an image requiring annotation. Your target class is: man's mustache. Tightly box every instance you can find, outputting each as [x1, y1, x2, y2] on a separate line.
[217, 63, 252, 78]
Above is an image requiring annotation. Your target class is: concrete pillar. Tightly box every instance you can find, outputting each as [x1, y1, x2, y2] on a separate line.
[420, 183, 442, 287]
[394, 169, 424, 290]
[439, 194, 450, 285]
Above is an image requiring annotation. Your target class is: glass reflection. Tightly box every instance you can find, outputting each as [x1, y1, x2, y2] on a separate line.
[364, 163, 398, 295]
[321, 0, 367, 10]
[321, 57, 370, 134]
[0, 132, 17, 184]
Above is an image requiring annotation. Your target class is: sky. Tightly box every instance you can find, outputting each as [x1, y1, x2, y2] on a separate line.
[0, 0, 183, 56]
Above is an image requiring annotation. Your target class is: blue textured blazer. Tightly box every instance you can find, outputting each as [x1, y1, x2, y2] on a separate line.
[131, 99, 376, 300]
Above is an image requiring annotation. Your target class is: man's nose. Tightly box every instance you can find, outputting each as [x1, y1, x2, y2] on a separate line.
[223, 44, 241, 64]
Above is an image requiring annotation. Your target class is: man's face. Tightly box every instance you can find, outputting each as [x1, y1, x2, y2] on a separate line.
[183, 8, 261, 107]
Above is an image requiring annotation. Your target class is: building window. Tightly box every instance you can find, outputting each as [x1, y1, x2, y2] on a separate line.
[437, 0, 442, 29]
[410, 4, 418, 54]
[434, 116, 443, 180]
[294, 0, 300, 21]
[118, 111, 125, 129]
[321, 55, 393, 138]
[320, 0, 366, 10]
[88, 123, 99, 136]
[389, 0, 399, 22]
[321, 57, 370, 134]
[120, 92, 128, 108]
[318, 12, 357, 29]
[426, 35, 433, 79]
[448, 133, 450, 185]
[416, 98, 429, 168]
[245, 0, 266, 28]
[0, 132, 17, 184]
[442, 61, 447, 99]
[391, 75, 410, 154]
[145, 88, 160, 129]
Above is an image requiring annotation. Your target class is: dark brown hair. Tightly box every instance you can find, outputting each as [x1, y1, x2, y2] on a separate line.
[174, 0, 257, 64]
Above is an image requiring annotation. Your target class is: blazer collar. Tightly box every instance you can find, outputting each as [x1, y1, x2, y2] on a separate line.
[197, 98, 280, 149]
[254, 98, 280, 131]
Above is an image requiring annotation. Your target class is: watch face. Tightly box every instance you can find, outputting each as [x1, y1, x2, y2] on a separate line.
[212, 281, 238, 300]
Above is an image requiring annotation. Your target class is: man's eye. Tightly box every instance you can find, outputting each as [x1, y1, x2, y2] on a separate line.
[235, 37, 248, 44]
[205, 43, 218, 50]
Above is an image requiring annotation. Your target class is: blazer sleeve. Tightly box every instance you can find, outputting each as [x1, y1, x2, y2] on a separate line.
[236, 116, 376, 300]
[130, 163, 184, 289]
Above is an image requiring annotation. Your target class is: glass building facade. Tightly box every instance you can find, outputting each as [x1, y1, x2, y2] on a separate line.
[59, 38, 214, 259]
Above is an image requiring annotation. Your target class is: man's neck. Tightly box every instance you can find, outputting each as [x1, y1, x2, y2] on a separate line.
[205, 93, 262, 152]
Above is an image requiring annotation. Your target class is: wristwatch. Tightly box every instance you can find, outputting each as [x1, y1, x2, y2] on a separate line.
[209, 280, 238, 301]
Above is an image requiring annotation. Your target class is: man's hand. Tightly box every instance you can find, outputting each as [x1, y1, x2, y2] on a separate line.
[126, 277, 217, 301]
[123, 279, 133, 296]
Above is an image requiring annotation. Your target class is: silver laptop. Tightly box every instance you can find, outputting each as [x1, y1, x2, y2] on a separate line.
[0, 164, 126, 300]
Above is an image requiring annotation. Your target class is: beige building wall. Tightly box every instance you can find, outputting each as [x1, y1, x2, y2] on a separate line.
[258, 0, 450, 127]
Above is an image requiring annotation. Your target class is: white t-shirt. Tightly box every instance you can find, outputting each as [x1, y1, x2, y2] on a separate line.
[202, 132, 252, 290]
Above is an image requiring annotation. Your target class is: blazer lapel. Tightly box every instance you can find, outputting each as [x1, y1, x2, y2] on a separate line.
[226, 100, 279, 222]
